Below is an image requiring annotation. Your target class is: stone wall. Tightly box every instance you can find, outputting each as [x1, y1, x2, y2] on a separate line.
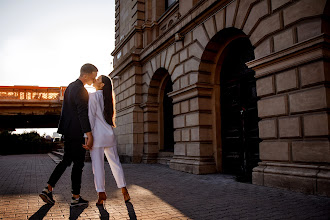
[111, 0, 330, 196]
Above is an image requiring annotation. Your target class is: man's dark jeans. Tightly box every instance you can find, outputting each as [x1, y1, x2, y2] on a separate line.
[48, 137, 86, 195]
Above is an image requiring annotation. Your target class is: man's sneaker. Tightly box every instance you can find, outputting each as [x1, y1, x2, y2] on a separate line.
[39, 187, 55, 204]
[70, 197, 89, 207]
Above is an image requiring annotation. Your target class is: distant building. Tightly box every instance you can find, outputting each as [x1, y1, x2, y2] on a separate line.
[110, 0, 330, 196]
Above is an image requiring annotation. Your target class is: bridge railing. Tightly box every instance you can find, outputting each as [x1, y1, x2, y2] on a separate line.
[0, 86, 66, 103]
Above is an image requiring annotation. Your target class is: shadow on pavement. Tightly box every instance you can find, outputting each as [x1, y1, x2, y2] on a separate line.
[29, 203, 54, 220]
[69, 204, 88, 220]
[96, 204, 110, 220]
[125, 201, 137, 220]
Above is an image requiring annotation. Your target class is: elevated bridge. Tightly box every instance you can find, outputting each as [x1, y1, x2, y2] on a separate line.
[0, 86, 66, 129]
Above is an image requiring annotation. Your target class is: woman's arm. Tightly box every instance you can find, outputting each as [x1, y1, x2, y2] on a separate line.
[88, 93, 98, 131]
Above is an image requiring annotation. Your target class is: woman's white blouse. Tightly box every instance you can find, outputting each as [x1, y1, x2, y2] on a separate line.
[88, 90, 117, 148]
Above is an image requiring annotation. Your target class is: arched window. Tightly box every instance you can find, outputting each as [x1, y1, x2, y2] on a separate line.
[162, 76, 174, 152]
[165, 0, 176, 10]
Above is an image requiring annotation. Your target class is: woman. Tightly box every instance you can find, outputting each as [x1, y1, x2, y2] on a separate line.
[87, 75, 130, 205]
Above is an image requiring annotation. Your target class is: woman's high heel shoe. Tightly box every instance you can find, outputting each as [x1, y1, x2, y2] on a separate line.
[96, 192, 107, 205]
[122, 187, 130, 202]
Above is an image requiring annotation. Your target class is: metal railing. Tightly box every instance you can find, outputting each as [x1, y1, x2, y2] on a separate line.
[0, 86, 66, 102]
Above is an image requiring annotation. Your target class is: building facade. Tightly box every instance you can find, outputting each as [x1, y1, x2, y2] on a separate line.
[110, 0, 330, 196]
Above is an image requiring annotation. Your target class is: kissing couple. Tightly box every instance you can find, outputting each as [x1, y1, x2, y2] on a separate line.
[39, 63, 130, 206]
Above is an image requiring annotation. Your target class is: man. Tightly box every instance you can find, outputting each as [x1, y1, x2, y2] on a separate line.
[39, 63, 97, 206]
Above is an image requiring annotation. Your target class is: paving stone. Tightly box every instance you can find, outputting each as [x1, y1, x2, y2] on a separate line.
[0, 154, 329, 219]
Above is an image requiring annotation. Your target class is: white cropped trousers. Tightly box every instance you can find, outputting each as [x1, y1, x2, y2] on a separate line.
[90, 146, 126, 192]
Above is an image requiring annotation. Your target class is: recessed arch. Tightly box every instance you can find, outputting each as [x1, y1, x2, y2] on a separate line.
[143, 67, 174, 164]
[198, 28, 260, 178]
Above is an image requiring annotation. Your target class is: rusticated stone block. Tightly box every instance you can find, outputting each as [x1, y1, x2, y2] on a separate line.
[297, 19, 321, 43]
[264, 173, 316, 194]
[180, 100, 189, 113]
[204, 16, 216, 40]
[165, 44, 175, 69]
[187, 43, 203, 62]
[289, 87, 328, 113]
[271, 0, 290, 11]
[174, 143, 186, 156]
[317, 179, 330, 197]
[214, 9, 224, 32]
[317, 167, 330, 196]
[183, 32, 192, 47]
[186, 112, 212, 126]
[254, 38, 271, 59]
[187, 143, 213, 157]
[252, 164, 267, 185]
[181, 129, 190, 142]
[300, 61, 325, 87]
[179, 48, 188, 62]
[292, 141, 330, 163]
[173, 80, 180, 91]
[225, 0, 237, 28]
[250, 13, 280, 45]
[184, 58, 199, 74]
[252, 171, 264, 185]
[189, 72, 198, 84]
[161, 49, 167, 68]
[174, 129, 181, 142]
[278, 117, 301, 138]
[173, 115, 185, 128]
[258, 95, 288, 118]
[193, 24, 209, 48]
[303, 113, 329, 136]
[258, 119, 277, 139]
[133, 122, 144, 134]
[176, 41, 183, 53]
[243, 0, 268, 35]
[274, 28, 294, 52]
[283, 0, 326, 26]
[190, 127, 212, 141]
[234, 0, 255, 29]
[143, 133, 158, 143]
[189, 97, 212, 111]
[173, 103, 181, 115]
[168, 54, 179, 77]
[276, 69, 298, 92]
[171, 64, 183, 83]
[125, 123, 133, 134]
[144, 112, 158, 122]
[260, 141, 289, 161]
[256, 76, 275, 97]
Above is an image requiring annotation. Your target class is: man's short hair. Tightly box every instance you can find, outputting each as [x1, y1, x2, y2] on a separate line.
[80, 63, 98, 76]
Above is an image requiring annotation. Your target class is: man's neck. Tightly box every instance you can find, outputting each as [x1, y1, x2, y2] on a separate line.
[78, 77, 86, 85]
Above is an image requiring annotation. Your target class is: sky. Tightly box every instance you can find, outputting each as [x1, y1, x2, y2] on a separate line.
[0, 0, 115, 135]
[0, 0, 115, 87]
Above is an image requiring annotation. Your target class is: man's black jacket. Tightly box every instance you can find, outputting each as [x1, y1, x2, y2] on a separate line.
[57, 79, 91, 139]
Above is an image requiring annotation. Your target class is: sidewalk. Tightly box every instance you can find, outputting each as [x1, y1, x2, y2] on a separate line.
[0, 154, 329, 220]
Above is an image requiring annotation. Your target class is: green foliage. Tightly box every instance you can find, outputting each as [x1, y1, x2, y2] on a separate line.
[0, 130, 58, 155]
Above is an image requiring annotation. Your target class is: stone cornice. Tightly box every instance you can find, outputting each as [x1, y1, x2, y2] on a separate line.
[140, 102, 159, 111]
[167, 83, 213, 103]
[247, 34, 330, 78]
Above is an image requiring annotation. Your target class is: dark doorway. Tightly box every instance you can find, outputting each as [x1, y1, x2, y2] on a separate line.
[162, 77, 174, 152]
[220, 37, 260, 180]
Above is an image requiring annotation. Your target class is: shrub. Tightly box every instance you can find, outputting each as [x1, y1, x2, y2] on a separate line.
[0, 130, 58, 155]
